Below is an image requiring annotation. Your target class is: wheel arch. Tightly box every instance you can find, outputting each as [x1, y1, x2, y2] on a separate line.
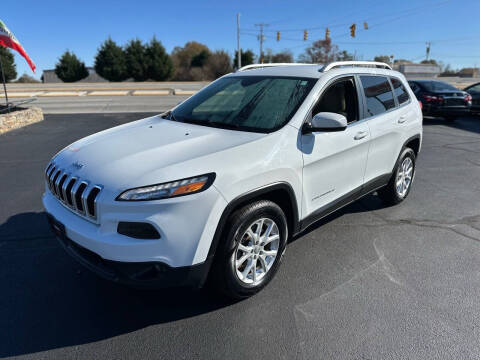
[206, 182, 299, 262]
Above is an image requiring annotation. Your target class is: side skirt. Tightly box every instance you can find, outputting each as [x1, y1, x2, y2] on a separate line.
[297, 173, 391, 234]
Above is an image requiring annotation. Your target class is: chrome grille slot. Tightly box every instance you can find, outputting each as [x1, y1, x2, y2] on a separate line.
[65, 178, 76, 206]
[51, 170, 62, 195]
[44, 162, 103, 223]
[47, 166, 57, 190]
[57, 174, 68, 201]
[86, 187, 101, 217]
[75, 182, 88, 213]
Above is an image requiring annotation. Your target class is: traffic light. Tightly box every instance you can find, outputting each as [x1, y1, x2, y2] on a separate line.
[325, 27, 330, 41]
[363, 22, 369, 30]
[276, 31, 280, 41]
[304, 30, 308, 41]
[350, 24, 356, 38]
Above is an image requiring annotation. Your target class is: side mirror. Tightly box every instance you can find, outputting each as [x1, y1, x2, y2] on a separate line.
[302, 112, 348, 134]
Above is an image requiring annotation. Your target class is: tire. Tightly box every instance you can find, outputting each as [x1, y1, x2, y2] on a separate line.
[378, 148, 416, 206]
[445, 116, 456, 122]
[210, 200, 288, 299]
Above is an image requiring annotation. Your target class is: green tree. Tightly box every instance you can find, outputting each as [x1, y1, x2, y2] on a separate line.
[336, 50, 354, 61]
[171, 41, 211, 80]
[263, 49, 294, 63]
[233, 49, 255, 68]
[15, 73, 40, 83]
[421, 59, 438, 65]
[0, 47, 17, 82]
[125, 39, 148, 81]
[94, 38, 128, 82]
[145, 37, 174, 81]
[374, 55, 392, 64]
[298, 39, 338, 63]
[204, 50, 233, 79]
[55, 50, 88, 82]
[191, 49, 211, 67]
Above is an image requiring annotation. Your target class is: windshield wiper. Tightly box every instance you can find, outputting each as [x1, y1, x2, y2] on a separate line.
[162, 110, 177, 122]
[176, 117, 243, 131]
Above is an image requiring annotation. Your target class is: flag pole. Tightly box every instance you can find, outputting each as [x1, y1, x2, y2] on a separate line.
[0, 53, 9, 110]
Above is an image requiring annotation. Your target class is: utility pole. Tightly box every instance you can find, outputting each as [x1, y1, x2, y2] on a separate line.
[426, 42, 431, 61]
[237, 13, 241, 69]
[255, 23, 268, 63]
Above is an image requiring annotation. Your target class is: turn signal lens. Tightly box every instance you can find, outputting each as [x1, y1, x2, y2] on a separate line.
[117, 173, 215, 201]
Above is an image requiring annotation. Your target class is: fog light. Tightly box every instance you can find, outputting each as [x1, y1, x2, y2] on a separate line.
[117, 222, 160, 239]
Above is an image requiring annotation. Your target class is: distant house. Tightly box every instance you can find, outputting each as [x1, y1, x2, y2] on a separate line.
[395, 63, 441, 78]
[458, 68, 479, 78]
[42, 67, 106, 83]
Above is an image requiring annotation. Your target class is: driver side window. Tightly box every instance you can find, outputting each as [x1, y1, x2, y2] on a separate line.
[312, 77, 359, 124]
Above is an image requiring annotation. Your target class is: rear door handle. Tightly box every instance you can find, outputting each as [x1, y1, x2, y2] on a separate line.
[398, 115, 407, 124]
[354, 131, 368, 140]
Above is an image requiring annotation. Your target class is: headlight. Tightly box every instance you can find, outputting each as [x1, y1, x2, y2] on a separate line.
[116, 173, 216, 201]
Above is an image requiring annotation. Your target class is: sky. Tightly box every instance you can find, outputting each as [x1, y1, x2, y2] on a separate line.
[3, 0, 479, 79]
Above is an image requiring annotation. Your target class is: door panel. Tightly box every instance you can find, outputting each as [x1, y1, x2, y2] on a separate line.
[301, 121, 370, 218]
[359, 75, 405, 183]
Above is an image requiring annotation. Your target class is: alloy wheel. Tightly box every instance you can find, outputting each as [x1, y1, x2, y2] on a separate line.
[234, 218, 280, 285]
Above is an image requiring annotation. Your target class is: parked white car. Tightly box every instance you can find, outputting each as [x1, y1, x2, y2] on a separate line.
[43, 61, 422, 298]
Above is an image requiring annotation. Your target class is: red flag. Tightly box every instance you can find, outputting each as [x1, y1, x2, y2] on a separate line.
[0, 19, 36, 73]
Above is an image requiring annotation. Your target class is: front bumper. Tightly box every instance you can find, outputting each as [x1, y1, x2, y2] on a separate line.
[42, 181, 226, 278]
[48, 213, 210, 288]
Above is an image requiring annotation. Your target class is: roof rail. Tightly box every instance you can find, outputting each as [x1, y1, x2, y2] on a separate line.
[320, 61, 392, 72]
[237, 63, 312, 72]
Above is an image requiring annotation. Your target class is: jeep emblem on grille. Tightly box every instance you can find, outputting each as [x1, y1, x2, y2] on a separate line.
[71, 161, 84, 170]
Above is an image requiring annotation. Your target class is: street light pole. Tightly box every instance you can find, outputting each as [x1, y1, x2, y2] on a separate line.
[237, 13, 241, 69]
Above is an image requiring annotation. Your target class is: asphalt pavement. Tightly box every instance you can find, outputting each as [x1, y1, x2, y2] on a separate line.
[1, 113, 480, 359]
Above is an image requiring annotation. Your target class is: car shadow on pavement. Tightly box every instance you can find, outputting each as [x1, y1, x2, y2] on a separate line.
[0, 211, 234, 358]
[422, 116, 480, 134]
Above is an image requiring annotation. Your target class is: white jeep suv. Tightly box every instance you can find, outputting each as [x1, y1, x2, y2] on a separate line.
[43, 61, 422, 298]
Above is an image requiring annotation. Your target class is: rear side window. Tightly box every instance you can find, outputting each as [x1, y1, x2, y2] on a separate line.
[360, 76, 396, 117]
[391, 77, 410, 105]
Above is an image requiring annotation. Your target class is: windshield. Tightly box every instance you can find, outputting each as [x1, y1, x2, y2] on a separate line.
[169, 76, 316, 133]
[421, 81, 458, 92]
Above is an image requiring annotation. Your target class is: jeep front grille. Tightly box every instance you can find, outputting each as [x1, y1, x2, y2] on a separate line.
[45, 162, 103, 222]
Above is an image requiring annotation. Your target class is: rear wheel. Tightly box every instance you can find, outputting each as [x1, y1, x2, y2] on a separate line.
[378, 148, 416, 205]
[210, 200, 288, 299]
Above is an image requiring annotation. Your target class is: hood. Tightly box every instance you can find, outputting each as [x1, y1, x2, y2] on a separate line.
[52, 115, 264, 191]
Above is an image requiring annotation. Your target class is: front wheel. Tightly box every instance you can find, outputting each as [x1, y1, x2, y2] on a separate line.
[378, 148, 416, 205]
[210, 200, 288, 299]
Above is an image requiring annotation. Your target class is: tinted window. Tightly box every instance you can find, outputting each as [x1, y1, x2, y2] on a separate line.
[312, 77, 358, 123]
[171, 76, 316, 133]
[360, 76, 396, 117]
[420, 81, 458, 92]
[391, 78, 410, 105]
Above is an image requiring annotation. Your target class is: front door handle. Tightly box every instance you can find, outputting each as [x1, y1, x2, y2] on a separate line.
[398, 115, 407, 124]
[354, 131, 368, 140]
